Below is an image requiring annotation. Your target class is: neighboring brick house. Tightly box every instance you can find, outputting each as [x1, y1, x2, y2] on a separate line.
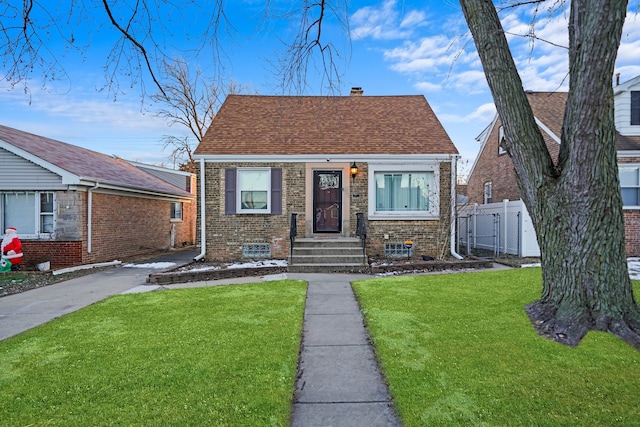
[0, 125, 196, 269]
[467, 75, 640, 255]
[193, 90, 460, 262]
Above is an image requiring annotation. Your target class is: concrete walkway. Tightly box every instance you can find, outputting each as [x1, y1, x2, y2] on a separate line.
[2, 256, 514, 426]
[288, 273, 401, 427]
[165, 272, 403, 426]
[0, 250, 197, 341]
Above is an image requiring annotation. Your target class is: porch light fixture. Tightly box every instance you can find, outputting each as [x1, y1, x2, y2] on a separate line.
[350, 162, 358, 180]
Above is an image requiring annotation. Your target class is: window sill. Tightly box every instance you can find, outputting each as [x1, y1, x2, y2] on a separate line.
[368, 213, 439, 221]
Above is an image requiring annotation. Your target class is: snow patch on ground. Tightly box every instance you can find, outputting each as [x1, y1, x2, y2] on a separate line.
[123, 262, 179, 269]
[122, 258, 640, 280]
[627, 258, 640, 280]
[520, 263, 542, 268]
[180, 259, 288, 272]
[522, 259, 640, 280]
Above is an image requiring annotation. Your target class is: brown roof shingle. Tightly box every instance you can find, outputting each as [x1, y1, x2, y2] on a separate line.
[525, 91, 640, 151]
[194, 95, 458, 156]
[0, 125, 191, 197]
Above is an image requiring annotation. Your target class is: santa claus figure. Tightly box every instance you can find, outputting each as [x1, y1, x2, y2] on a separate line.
[1, 227, 23, 271]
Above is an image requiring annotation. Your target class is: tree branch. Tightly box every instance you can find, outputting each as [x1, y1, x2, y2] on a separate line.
[100, 0, 166, 98]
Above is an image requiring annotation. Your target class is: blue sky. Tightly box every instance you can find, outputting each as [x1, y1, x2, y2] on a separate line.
[1, 0, 639, 172]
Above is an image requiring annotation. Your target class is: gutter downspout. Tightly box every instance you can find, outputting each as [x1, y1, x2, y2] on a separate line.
[450, 155, 463, 259]
[194, 158, 207, 261]
[87, 182, 100, 253]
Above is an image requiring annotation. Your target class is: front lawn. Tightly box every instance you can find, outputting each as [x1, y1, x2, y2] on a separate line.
[0, 280, 306, 426]
[353, 269, 640, 426]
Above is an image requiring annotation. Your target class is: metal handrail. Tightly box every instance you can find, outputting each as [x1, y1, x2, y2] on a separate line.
[355, 212, 366, 258]
[289, 213, 298, 258]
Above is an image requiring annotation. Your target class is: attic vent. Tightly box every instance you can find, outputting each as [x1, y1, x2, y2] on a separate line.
[350, 87, 364, 96]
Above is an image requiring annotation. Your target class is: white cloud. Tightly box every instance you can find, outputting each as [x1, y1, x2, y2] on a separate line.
[447, 70, 488, 94]
[351, 0, 410, 40]
[400, 10, 427, 29]
[355, 1, 640, 101]
[414, 81, 442, 93]
[616, 65, 640, 84]
[439, 102, 496, 124]
[351, 0, 429, 41]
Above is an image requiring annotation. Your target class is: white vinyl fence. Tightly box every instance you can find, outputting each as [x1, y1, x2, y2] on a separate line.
[457, 199, 540, 257]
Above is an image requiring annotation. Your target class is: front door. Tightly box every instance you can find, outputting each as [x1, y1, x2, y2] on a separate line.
[313, 170, 342, 233]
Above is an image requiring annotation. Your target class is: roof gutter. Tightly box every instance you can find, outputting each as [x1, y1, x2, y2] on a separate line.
[194, 158, 207, 261]
[450, 155, 463, 260]
[194, 153, 457, 163]
[87, 182, 100, 254]
[76, 179, 192, 199]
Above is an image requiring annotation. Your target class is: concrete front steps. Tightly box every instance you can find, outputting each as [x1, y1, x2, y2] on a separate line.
[288, 237, 368, 273]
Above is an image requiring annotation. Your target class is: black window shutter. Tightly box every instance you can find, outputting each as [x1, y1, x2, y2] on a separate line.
[631, 91, 640, 126]
[225, 168, 236, 215]
[271, 168, 282, 215]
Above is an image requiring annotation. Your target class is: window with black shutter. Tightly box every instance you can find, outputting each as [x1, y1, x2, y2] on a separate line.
[632, 91, 640, 126]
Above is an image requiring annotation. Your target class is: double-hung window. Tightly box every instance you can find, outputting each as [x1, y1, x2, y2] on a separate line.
[484, 181, 493, 204]
[368, 163, 439, 220]
[225, 167, 282, 215]
[0, 192, 55, 237]
[170, 202, 183, 221]
[238, 168, 271, 213]
[620, 166, 640, 207]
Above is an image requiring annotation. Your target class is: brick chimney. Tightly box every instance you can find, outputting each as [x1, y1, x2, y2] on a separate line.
[350, 87, 364, 96]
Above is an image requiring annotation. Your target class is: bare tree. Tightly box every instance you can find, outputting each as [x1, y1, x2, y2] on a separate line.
[0, 1, 227, 99]
[7, 0, 637, 349]
[151, 59, 255, 171]
[460, 0, 640, 349]
[268, 0, 351, 94]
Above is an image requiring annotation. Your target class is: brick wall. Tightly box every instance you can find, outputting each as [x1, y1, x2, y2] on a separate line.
[198, 160, 453, 262]
[364, 162, 452, 258]
[21, 240, 83, 269]
[619, 157, 640, 256]
[17, 190, 196, 269]
[467, 121, 521, 204]
[82, 192, 196, 264]
[468, 134, 640, 256]
[198, 162, 303, 261]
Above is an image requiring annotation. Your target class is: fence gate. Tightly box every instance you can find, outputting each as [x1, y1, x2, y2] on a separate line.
[457, 199, 540, 258]
[457, 213, 500, 257]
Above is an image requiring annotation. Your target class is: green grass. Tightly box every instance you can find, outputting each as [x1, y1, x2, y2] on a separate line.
[353, 269, 640, 426]
[0, 280, 306, 426]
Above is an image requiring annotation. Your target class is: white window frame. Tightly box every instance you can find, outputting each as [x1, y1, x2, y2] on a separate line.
[484, 181, 493, 204]
[170, 202, 183, 221]
[498, 126, 507, 155]
[367, 162, 439, 220]
[620, 165, 640, 209]
[237, 168, 271, 214]
[0, 191, 55, 238]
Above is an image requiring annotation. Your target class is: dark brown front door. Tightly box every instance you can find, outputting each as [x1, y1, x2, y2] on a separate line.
[313, 170, 342, 233]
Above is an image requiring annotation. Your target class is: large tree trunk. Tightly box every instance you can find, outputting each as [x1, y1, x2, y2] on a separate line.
[460, 0, 640, 349]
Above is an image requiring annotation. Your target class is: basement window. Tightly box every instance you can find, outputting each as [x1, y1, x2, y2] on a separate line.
[242, 243, 271, 258]
[385, 243, 414, 258]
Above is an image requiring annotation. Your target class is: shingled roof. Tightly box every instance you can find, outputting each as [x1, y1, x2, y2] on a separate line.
[525, 91, 640, 151]
[194, 95, 458, 156]
[0, 124, 192, 197]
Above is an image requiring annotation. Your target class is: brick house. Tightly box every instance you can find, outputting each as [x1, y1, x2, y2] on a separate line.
[0, 125, 196, 269]
[193, 90, 460, 263]
[466, 75, 640, 255]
